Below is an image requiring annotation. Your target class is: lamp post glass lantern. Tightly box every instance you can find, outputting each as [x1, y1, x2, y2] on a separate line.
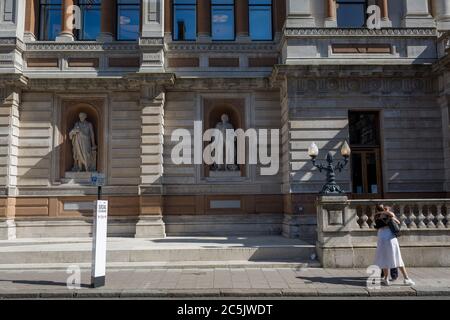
[308, 141, 351, 194]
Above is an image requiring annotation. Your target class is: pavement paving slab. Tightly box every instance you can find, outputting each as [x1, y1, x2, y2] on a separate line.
[0, 267, 450, 298]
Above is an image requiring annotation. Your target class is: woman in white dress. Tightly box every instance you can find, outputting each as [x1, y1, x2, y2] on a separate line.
[374, 204, 415, 286]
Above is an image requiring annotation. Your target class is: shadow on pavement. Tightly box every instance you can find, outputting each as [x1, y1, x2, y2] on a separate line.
[296, 276, 367, 287]
[0, 279, 91, 288]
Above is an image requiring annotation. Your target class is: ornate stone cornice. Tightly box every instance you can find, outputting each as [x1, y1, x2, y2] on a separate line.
[270, 65, 437, 95]
[272, 64, 434, 79]
[0, 37, 26, 52]
[139, 38, 165, 46]
[125, 72, 176, 88]
[25, 39, 164, 52]
[24, 78, 142, 91]
[23, 73, 176, 91]
[166, 42, 277, 53]
[284, 28, 438, 37]
[25, 41, 142, 52]
[171, 77, 271, 91]
[0, 74, 28, 87]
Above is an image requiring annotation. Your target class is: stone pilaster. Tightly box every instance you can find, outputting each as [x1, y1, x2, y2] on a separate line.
[97, 0, 116, 42]
[141, 0, 164, 38]
[402, 0, 435, 28]
[285, 0, 316, 28]
[433, 0, 450, 30]
[136, 84, 167, 238]
[0, 0, 26, 39]
[56, 0, 75, 42]
[0, 87, 20, 240]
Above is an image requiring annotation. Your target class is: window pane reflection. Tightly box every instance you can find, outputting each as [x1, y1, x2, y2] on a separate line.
[79, 0, 101, 40]
[349, 112, 379, 146]
[249, 0, 272, 41]
[212, 0, 235, 41]
[39, 0, 62, 40]
[117, 0, 140, 41]
[173, 0, 197, 40]
[337, 0, 367, 28]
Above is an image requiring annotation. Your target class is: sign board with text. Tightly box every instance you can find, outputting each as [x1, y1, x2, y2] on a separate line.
[90, 172, 105, 187]
[91, 200, 108, 288]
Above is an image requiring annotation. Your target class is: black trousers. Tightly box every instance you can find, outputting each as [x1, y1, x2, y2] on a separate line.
[381, 268, 399, 280]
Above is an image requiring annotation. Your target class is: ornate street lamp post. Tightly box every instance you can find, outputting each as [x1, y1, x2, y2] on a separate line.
[307, 141, 351, 195]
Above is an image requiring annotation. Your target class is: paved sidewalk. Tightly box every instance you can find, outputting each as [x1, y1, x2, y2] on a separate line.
[1, 267, 450, 298]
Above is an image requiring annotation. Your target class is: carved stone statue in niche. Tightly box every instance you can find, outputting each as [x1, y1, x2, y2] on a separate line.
[211, 114, 239, 172]
[69, 112, 97, 172]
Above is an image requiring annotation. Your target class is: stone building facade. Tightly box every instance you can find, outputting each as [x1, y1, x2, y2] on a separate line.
[0, 0, 449, 240]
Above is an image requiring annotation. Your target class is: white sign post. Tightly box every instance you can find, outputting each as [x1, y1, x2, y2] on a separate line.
[90, 172, 108, 288]
[91, 200, 108, 288]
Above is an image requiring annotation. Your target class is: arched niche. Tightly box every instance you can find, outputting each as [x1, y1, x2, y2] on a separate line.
[60, 101, 104, 179]
[203, 98, 246, 178]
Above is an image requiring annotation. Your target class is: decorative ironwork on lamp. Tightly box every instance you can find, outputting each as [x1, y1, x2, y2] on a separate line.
[308, 141, 351, 195]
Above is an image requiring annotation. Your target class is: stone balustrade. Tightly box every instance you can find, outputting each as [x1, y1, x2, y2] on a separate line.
[350, 199, 450, 230]
[316, 196, 450, 268]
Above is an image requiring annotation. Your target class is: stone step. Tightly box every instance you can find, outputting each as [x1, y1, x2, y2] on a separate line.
[0, 236, 318, 265]
[0, 260, 321, 271]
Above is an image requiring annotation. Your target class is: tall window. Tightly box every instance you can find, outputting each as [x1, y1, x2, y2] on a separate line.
[173, 0, 197, 41]
[337, 0, 367, 28]
[349, 111, 382, 197]
[117, 0, 140, 41]
[39, 0, 62, 40]
[211, 0, 235, 41]
[78, 0, 101, 40]
[249, 0, 272, 41]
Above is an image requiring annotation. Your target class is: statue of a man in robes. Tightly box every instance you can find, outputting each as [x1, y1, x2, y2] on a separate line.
[211, 114, 239, 172]
[69, 112, 97, 172]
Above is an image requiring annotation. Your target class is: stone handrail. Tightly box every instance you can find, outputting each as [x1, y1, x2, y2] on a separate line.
[349, 199, 450, 230]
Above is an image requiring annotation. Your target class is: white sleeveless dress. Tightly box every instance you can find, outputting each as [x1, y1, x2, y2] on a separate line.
[374, 226, 405, 269]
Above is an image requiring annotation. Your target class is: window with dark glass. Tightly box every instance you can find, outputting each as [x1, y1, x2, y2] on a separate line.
[211, 0, 235, 41]
[173, 0, 197, 41]
[249, 0, 272, 41]
[78, 0, 101, 40]
[337, 0, 367, 28]
[349, 111, 382, 196]
[117, 0, 140, 40]
[39, 0, 62, 40]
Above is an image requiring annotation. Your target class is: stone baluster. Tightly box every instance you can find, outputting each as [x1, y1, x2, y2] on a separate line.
[399, 205, 408, 229]
[426, 204, 436, 228]
[417, 204, 427, 228]
[369, 206, 375, 229]
[360, 206, 369, 229]
[408, 205, 417, 229]
[436, 204, 445, 229]
[445, 205, 450, 228]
